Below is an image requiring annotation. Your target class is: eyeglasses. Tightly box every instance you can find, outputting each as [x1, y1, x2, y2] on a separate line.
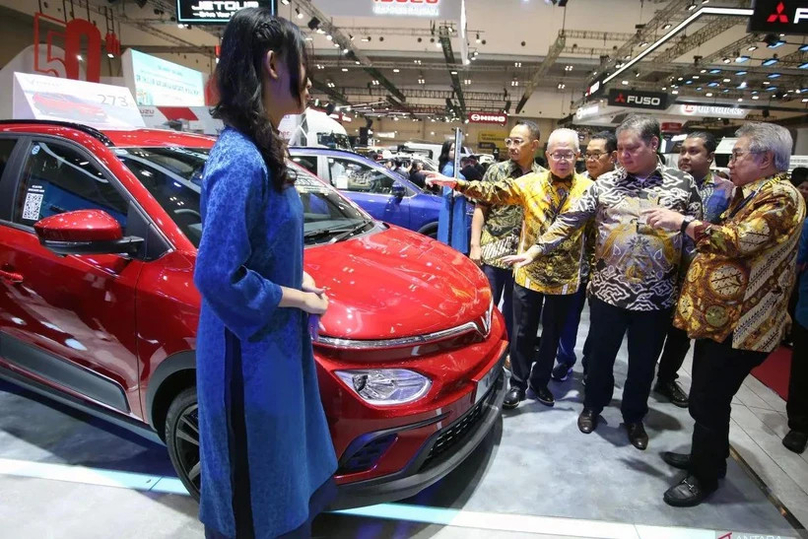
[729, 149, 763, 162]
[549, 152, 576, 162]
[584, 152, 606, 160]
[504, 138, 526, 147]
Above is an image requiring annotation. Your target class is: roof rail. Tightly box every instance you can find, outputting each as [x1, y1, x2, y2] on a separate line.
[0, 120, 115, 147]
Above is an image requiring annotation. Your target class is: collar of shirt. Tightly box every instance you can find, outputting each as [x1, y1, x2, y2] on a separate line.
[507, 159, 544, 177]
[740, 172, 787, 198]
[694, 171, 712, 188]
[614, 162, 665, 183]
[549, 173, 574, 185]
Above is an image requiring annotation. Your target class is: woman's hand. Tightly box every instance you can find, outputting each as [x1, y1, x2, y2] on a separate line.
[641, 208, 684, 231]
[425, 171, 458, 189]
[301, 291, 329, 315]
[302, 271, 324, 295]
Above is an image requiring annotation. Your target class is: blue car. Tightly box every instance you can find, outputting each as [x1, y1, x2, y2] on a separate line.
[289, 147, 451, 238]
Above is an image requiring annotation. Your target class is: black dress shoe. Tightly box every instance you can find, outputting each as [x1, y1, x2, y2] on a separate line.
[654, 380, 689, 408]
[661, 452, 726, 478]
[503, 387, 525, 409]
[663, 475, 716, 507]
[625, 422, 649, 450]
[783, 430, 808, 454]
[578, 408, 598, 434]
[528, 385, 555, 407]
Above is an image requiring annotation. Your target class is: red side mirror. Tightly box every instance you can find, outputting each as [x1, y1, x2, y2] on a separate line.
[34, 210, 143, 257]
[34, 210, 123, 242]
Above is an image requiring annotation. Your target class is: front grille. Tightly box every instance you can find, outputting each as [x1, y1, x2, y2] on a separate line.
[420, 376, 498, 469]
[337, 433, 397, 474]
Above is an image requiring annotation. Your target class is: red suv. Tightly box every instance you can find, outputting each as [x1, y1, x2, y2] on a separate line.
[0, 120, 507, 507]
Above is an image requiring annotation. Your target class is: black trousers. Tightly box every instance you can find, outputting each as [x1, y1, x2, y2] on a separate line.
[656, 322, 692, 384]
[689, 337, 767, 490]
[787, 320, 808, 433]
[510, 283, 575, 391]
[482, 264, 514, 342]
[584, 297, 671, 423]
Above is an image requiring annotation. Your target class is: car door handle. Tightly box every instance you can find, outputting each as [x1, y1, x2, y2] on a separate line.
[0, 270, 23, 284]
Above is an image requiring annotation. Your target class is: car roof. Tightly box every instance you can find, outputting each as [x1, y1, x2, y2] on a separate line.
[289, 146, 363, 158]
[0, 121, 215, 149]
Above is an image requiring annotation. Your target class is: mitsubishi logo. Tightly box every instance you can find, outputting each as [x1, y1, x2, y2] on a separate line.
[615, 93, 626, 103]
[767, 1, 789, 23]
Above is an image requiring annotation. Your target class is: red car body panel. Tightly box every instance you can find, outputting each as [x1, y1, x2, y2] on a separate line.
[0, 123, 508, 504]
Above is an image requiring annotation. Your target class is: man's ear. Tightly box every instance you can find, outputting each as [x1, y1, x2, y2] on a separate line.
[264, 50, 279, 80]
[707, 151, 715, 164]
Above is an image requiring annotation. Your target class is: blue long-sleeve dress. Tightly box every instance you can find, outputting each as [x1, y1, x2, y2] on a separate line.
[194, 128, 337, 538]
[437, 162, 470, 254]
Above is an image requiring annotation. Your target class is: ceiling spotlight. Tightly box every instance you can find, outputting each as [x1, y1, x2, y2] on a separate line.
[640, 41, 648, 48]
[342, 68, 348, 72]
[687, 2, 697, 11]
[722, 78, 731, 83]
[621, 80, 628, 85]
[735, 55, 750, 63]
[706, 92, 713, 97]
[514, 62, 522, 67]
[722, 57, 731, 64]
[435, 41, 442, 48]
[709, 69, 721, 74]
[762, 55, 779, 66]
[295, 8, 303, 19]
[316, 64, 324, 69]
[708, 82, 719, 87]
[418, 77, 425, 84]
[800, 44, 808, 52]
[662, 86, 667, 90]
[672, 90, 679, 94]
[768, 73, 781, 78]
[450, 70, 458, 75]
[737, 97, 743, 102]
[307, 17, 320, 31]
[766, 86, 778, 92]
[326, 34, 333, 41]
[333, 43, 339, 48]
[393, 68, 400, 73]
[281, 0, 290, 4]
[464, 79, 472, 85]
[799, 62, 808, 69]
[662, 23, 672, 30]
[355, 61, 361, 65]
[752, 95, 760, 100]
[476, 33, 481, 44]
[736, 70, 747, 75]
[342, 48, 349, 53]
[747, 45, 758, 51]
[349, 34, 355, 42]
[414, 59, 421, 64]
[763, 80, 771, 85]
[565, 65, 573, 71]
[361, 36, 371, 42]
[692, 75, 700, 79]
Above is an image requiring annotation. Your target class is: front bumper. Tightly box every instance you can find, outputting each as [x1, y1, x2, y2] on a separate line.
[330, 365, 506, 509]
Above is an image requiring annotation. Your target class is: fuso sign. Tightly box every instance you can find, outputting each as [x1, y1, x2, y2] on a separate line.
[607, 89, 669, 110]
[468, 112, 508, 125]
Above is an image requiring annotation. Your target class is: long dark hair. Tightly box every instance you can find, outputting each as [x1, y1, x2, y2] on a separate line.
[212, 9, 308, 190]
[438, 140, 454, 174]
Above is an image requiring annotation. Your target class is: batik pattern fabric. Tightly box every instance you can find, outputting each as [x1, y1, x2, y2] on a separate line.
[194, 128, 337, 538]
[477, 159, 545, 269]
[697, 172, 734, 224]
[533, 165, 703, 311]
[675, 174, 807, 352]
[458, 170, 593, 295]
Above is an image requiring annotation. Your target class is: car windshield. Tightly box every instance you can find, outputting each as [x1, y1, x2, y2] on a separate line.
[317, 132, 352, 151]
[116, 146, 372, 248]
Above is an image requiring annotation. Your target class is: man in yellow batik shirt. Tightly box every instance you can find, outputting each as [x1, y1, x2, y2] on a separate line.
[643, 123, 806, 508]
[428, 128, 593, 410]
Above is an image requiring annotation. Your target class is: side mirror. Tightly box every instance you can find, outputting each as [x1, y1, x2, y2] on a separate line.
[34, 210, 144, 257]
[391, 182, 406, 199]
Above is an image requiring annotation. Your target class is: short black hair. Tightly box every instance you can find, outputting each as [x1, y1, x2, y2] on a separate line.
[616, 115, 660, 146]
[791, 166, 808, 186]
[686, 131, 717, 154]
[514, 120, 541, 142]
[590, 131, 617, 154]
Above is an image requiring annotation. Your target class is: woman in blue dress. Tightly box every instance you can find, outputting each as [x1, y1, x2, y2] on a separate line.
[194, 9, 337, 538]
[437, 140, 470, 254]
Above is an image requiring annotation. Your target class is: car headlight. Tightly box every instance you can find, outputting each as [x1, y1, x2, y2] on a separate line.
[335, 369, 431, 406]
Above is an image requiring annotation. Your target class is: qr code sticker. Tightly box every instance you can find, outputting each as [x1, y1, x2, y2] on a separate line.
[22, 192, 44, 221]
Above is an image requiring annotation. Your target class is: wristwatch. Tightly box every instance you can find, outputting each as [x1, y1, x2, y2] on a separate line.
[680, 216, 695, 235]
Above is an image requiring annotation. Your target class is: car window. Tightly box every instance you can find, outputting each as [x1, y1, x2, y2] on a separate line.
[328, 157, 396, 195]
[290, 155, 318, 175]
[13, 141, 128, 228]
[0, 138, 17, 184]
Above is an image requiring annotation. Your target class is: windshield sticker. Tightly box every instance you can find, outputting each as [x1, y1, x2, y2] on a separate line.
[31, 144, 40, 155]
[22, 184, 45, 221]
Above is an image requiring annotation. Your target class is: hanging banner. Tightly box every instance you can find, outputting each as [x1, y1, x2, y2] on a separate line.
[176, 0, 276, 24]
[312, 0, 461, 19]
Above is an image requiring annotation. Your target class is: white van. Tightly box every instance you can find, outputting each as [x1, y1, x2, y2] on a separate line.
[279, 108, 352, 151]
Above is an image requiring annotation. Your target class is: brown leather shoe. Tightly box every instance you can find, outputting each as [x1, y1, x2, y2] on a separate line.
[625, 422, 648, 450]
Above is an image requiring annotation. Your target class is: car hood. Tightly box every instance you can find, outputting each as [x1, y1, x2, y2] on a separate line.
[306, 225, 491, 340]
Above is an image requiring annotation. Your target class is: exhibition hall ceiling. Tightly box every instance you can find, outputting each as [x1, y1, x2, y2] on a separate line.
[1, 0, 806, 122]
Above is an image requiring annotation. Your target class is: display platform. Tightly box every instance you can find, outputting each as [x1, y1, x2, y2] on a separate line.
[0, 308, 805, 538]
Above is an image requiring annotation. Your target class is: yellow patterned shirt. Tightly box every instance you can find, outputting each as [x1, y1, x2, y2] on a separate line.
[457, 170, 593, 295]
[674, 174, 807, 352]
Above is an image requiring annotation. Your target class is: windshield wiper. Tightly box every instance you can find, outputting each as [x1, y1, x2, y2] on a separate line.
[304, 220, 373, 243]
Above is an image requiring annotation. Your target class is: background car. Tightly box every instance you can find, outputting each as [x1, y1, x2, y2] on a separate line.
[0, 120, 507, 508]
[290, 146, 472, 239]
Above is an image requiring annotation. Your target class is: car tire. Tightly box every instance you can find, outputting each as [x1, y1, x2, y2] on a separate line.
[165, 386, 201, 501]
